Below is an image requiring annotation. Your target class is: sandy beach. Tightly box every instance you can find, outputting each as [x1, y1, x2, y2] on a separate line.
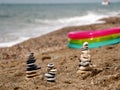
[0, 16, 120, 90]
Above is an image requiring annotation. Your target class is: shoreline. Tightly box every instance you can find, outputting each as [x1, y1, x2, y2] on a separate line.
[0, 16, 120, 90]
[0, 14, 116, 48]
[0, 16, 120, 56]
[0, 15, 106, 48]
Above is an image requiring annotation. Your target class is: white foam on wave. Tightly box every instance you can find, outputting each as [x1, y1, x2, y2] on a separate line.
[35, 12, 108, 26]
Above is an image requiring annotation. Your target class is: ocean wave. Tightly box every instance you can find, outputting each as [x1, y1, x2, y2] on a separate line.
[35, 12, 108, 26]
[35, 11, 120, 27]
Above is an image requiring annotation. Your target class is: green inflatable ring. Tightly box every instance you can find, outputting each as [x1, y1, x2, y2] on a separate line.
[68, 38, 120, 49]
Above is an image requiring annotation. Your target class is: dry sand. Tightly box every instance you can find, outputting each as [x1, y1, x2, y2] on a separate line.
[0, 16, 120, 90]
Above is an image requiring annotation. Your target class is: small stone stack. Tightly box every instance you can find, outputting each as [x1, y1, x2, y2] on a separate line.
[45, 63, 57, 82]
[77, 42, 92, 73]
[26, 53, 41, 78]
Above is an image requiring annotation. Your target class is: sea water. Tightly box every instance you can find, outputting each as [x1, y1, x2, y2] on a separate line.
[0, 3, 120, 47]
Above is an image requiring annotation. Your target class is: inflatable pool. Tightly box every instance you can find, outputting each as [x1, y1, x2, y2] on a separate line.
[68, 28, 120, 49]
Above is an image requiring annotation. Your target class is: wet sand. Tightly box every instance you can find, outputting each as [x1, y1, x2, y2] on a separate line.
[0, 16, 120, 90]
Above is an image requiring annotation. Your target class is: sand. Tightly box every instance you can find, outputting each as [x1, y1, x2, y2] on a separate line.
[0, 16, 120, 90]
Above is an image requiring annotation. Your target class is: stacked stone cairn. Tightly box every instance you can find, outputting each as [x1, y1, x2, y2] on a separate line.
[26, 53, 41, 78]
[45, 63, 57, 82]
[78, 42, 93, 74]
